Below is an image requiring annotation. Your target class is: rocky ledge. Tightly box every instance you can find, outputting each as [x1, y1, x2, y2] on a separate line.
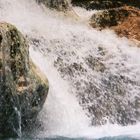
[0, 22, 49, 138]
[90, 6, 140, 42]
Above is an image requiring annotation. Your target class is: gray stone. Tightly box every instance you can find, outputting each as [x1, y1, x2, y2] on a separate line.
[37, 0, 70, 11]
[0, 22, 49, 137]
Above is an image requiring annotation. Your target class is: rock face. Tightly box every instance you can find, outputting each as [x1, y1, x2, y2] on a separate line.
[71, 0, 140, 10]
[90, 7, 130, 28]
[0, 22, 49, 137]
[90, 6, 140, 41]
[36, 0, 70, 11]
[112, 7, 140, 41]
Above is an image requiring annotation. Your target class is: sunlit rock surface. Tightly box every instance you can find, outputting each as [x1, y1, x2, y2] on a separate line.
[90, 7, 130, 28]
[0, 22, 49, 137]
[90, 6, 140, 42]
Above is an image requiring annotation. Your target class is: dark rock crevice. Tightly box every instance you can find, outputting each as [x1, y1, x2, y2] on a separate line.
[71, 0, 140, 10]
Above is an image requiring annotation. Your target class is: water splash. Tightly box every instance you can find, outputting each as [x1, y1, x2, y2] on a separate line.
[0, 0, 140, 138]
[30, 48, 89, 137]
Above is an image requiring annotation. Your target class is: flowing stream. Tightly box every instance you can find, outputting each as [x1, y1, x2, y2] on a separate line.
[0, 0, 140, 139]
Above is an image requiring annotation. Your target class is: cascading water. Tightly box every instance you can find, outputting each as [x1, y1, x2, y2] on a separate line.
[0, 0, 140, 139]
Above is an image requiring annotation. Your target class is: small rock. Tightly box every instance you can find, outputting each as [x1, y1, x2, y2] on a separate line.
[36, 0, 70, 11]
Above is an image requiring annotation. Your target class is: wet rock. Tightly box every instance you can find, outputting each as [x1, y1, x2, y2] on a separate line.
[0, 22, 49, 137]
[90, 6, 140, 42]
[85, 55, 106, 72]
[36, 0, 70, 11]
[71, 0, 140, 10]
[72, 0, 123, 10]
[112, 6, 140, 41]
[90, 7, 130, 28]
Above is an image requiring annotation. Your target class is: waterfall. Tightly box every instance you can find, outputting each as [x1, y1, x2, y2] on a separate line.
[0, 0, 140, 139]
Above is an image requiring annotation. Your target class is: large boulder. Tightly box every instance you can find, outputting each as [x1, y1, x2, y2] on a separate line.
[112, 7, 140, 41]
[90, 7, 130, 28]
[90, 6, 140, 41]
[0, 22, 49, 137]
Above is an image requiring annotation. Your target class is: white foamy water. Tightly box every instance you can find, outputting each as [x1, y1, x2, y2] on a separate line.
[30, 47, 89, 137]
[73, 6, 98, 21]
[0, 0, 140, 139]
[30, 48, 140, 139]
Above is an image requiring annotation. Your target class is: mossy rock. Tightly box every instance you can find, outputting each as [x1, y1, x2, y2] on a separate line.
[0, 22, 49, 138]
[36, 0, 70, 11]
